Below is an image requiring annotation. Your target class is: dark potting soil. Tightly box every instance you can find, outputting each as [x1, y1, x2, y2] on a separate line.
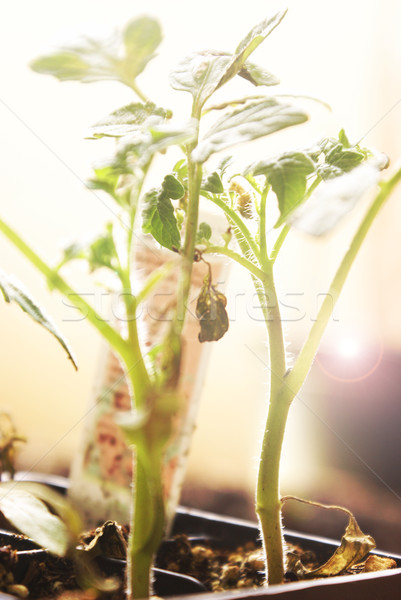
[0, 526, 398, 600]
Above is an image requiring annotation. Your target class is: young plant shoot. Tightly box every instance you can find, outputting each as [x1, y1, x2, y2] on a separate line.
[1, 9, 400, 598]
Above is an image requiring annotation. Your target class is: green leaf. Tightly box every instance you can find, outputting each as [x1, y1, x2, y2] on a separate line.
[238, 62, 280, 87]
[122, 17, 162, 81]
[201, 172, 224, 194]
[0, 270, 77, 369]
[161, 174, 185, 200]
[325, 143, 365, 172]
[99, 118, 196, 179]
[31, 16, 162, 89]
[338, 128, 350, 148]
[56, 225, 120, 276]
[192, 98, 308, 163]
[30, 51, 93, 81]
[31, 36, 121, 84]
[247, 152, 316, 226]
[117, 119, 197, 170]
[147, 119, 197, 154]
[170, 52, 232, 111]
[56, 242, 86, 271]
[0, 485, 71, 556]
[87, 165, 135, 210]
[217, 10, 287, 89]
[169, 11, 285, 111]
[88, 225, 118, 273]
[318, 131, 371, 174]
[316, 163, 344, 181]
[196, 222, 212, 243]
[3, 481, 82, 540]
[87, 165, 121, 199]
[142, 178, 182, 250]
[173, 159, 188, 181]
[87, 102, 169, 139]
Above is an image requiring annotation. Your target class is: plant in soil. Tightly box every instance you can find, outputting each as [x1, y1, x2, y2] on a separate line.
[1, 8, 401, 599]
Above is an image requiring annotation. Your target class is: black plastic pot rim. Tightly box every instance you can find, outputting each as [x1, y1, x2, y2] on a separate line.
[173, 567, 401, 600]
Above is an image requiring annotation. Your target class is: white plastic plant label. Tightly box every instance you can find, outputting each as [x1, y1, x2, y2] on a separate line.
[68, 236, 228, 527]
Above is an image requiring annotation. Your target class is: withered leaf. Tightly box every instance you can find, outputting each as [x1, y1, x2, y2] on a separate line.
[282, 496, 376, 578]
[304, 513, 376, 577]
[363, 555, 397, 572]
[196, 271, 229, 342]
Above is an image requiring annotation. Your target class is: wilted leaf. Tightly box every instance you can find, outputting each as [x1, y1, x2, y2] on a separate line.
[0, 413, 25, 479]
[363, 555, 397, 572]
[305, 514, 375, 577]
[80, 520, 127, 560]
[0, 270, 77, 369]
[246, 151, 316, 226]
[0, 484, 71, 556]
[282, 496, 376, 578]
[196, 269, 229, 342]
[192, 98, 308, 163]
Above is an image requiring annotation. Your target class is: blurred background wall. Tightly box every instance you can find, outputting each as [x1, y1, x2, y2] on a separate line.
[1, 0, 401, 546]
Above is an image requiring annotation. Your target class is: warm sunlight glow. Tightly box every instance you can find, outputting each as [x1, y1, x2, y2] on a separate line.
[338, 338, 361, 359]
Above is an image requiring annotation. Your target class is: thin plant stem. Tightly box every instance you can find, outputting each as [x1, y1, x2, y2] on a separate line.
[167, 101, 203, 342]
[257, 165, 401, 585]
[173, 160, 203, 336]
[258, 183, 270, 269]
[128, 111, 205, 599]
[203, 245, 266, 282]
[270, 224, 290, 263]
[209, 194, 260, 261]
[281, 495, 355, 519]
[127, 440, 165, 599]
[253, 269, 288, 585]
